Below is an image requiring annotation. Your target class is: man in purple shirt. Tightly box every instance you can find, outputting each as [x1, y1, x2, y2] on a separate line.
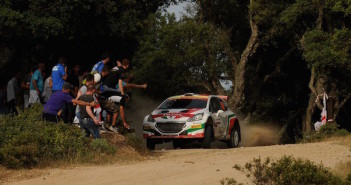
[42, 82, 97, 123]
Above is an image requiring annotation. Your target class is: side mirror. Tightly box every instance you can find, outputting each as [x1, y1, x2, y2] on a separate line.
[216, 110, 224, 117]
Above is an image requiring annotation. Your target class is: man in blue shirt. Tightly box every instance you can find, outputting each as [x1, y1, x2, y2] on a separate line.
[91, 52, 110, 73]
[42, 82, 97, 123]
[29, 63, 45, 106]
[52, 57, 67, 93]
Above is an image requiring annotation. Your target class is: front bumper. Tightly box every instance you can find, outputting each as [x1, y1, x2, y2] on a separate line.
[143, 122, 205, 139]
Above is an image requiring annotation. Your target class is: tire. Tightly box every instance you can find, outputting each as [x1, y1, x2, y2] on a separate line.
[228, 126, 240, 148]
[146, 139, 156, 150]
[202, 124, 212, 149]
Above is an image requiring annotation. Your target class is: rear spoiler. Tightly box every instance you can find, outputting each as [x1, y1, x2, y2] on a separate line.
[197, 94, 228, 101]
[217, 95, 228, 101]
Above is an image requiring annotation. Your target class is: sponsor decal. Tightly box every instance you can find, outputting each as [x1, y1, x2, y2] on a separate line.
[191, 124, 202, 129]
[152, 109, 201, 119]
[143, 125, 152, 130]
[188, 123, 205, 133]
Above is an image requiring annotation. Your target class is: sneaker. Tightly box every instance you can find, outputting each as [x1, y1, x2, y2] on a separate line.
[109, 126, 119, 134]
[102, 122, 111, 131]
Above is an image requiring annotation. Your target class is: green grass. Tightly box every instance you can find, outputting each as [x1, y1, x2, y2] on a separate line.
[0, 104, 122, 169]
[224, 156, 349, 185]
[300, 123, 350, 143]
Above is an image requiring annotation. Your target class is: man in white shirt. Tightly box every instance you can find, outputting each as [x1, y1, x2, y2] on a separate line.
[7, 72, 20, 115]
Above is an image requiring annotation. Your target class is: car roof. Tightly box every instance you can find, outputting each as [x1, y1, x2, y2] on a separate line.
[168, 94, 228, 101]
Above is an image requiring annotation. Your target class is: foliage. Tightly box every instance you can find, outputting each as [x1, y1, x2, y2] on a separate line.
[0, 0, 179, 73]
[134, 13, 234, 98]
[227, 156, 345, 185]
[195, 0, 250, 52]
[90, 139, 116, 155]
[0, 104, 117, 169]
[300, 123, 350, 143]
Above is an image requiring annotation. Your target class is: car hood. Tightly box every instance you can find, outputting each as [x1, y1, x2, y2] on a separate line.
[151, 108, 204, 122]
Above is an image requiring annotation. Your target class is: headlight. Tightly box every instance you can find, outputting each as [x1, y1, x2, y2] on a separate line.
[187, 113, 204, 122]
[147, 114, 155, 122]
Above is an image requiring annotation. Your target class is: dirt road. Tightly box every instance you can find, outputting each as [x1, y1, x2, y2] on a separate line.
[4, 140, 351, 185]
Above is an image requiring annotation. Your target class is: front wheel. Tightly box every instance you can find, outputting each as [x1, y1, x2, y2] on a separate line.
[202, 125, 212, 149]
[146, 139, 156, 150]
[227, 126, 240, 148]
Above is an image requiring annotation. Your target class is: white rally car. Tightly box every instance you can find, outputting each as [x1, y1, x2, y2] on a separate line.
[143, 93, 241, 150]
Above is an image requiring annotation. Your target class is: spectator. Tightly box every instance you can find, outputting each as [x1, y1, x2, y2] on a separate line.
[29, 63, 45, 106]
[21, 67, 34, 109]
[101, 59, 133, 131]
[75, 74, 94, 121]
[42, 74, 53, 103]
[42, 82, 97, 123]
[68, 64, 80, 96]
[52, 57, 67, 93]
[7, 72, 20, 115]
[79, 70, 90, 88]
[78, 84, 100, 139]
[91, 52, 110, 73]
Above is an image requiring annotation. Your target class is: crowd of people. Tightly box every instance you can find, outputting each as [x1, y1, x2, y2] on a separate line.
[1, 53, 147, 138]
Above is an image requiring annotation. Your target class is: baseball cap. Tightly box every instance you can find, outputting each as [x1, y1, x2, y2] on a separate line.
[62, 82, 73, 90]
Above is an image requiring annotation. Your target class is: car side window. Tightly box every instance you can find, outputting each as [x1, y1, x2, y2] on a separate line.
[210, 98, 221, 113]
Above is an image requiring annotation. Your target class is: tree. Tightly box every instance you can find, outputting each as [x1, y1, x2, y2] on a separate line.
[0, 0, 179, 71]
[133, 13, 234, 98]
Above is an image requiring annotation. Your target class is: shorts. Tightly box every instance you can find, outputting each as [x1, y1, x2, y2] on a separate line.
[99, 99, 119, 113]
[29, 90, 41, 104]
[108, 96, 126, 107]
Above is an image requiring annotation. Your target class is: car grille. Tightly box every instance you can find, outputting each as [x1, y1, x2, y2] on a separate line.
[156, 122, 185, 133]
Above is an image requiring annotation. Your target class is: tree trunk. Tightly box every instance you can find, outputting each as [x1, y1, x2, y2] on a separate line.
[231, 0, 259, 112]
[302, 67, 326, 132]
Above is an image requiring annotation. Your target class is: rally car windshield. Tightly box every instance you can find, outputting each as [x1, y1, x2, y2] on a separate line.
[159, 99, 207, 109]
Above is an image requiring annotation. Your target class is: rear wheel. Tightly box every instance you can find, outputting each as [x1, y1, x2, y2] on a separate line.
[202, 124, 212, 149]
[146, 139, 156, 150]
[228, 126, 240, 148]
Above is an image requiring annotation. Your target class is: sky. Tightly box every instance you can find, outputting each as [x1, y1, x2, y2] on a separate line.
[165, 1, 190, 20]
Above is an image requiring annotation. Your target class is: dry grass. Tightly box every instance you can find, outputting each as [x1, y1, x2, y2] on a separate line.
[332, 161, 351, 180]
[322, 135, 351, 180]
[322, 135, 351, 148]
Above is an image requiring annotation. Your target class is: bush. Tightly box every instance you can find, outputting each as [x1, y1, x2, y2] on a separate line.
[226, 156, 346, 185]
[90, 139, 116, 155]
[0, 104, 116, 169]
[300, 123, 350, 143]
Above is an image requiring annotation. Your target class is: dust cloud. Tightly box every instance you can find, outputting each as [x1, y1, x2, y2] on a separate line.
[125, 94, 162, 141]
[240, 122, 286, 147]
